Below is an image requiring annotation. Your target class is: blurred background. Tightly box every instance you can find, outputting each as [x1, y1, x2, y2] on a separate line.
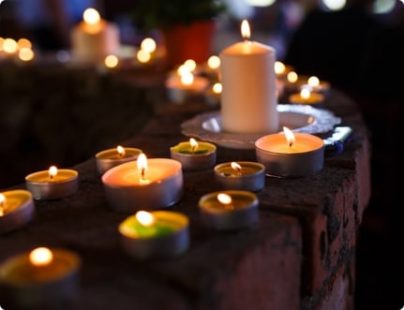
[1, 0, 403, 309]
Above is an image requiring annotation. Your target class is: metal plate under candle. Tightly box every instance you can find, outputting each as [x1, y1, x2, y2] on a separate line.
[181, 104, 341, 149]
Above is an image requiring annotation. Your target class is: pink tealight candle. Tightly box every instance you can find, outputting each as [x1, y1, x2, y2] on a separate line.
[102, 154, 183, 213]
[255, 127, 324, 177]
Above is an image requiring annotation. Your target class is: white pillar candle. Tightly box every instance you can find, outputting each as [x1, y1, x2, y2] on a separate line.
[220, 20, 278, 134]
[71, 8, 120, 63]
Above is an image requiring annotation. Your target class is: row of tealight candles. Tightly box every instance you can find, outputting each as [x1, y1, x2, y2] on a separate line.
[0, 37, 35, 62]
[164, 56, 330, 106]
[0, 127, 324, 308]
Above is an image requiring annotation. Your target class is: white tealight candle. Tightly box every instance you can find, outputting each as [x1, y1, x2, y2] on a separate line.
[102, 154, 183, 213]
[199, 190, 259, 230]
[255, 127, 324, 177]
[0, 190, 35, 234]
[25, 166, 79, 200]
[71, 8, 120, 63]
[0, 247, 80, 309]
[220, 20, 278, 133]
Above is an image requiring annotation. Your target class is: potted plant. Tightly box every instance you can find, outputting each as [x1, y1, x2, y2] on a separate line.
[133, 0, 226, 67]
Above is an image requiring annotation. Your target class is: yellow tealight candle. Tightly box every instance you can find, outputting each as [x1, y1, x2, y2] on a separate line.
[0, 190, 35, 234]
[119, 210, 190, 259]
[255, 127, 325, 177]
[95, 145, 142, 174]
[170, 138, 216, 171]
[25, 166, 79, 200]
[0, 247, 80, 309]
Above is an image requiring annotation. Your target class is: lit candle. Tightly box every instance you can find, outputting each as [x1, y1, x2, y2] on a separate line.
[207, 55, 221, 71]
[255, 126, 324, 177]
[2, 38, 18, 55]
[306, 75, 330, 92]
[140, 37, 157, 54]
[199, 190, 259, 230]
[166, 67, 209, 104]
[289, 87, 325, 105]
[220, 20, 278, 133]
[214, 161, 265, 191]
[25, 166, 79, 200]
[18, 47, 35, 62]
[0, 247, 80, 309]
[205, 82, 223, 106]
[71, 8, 120, 63]
[119, 210, 189, 259]
[95, 145, 142, 174]
[0, 190, 35, 234]
[102, 154, 183, 212]
[104, 54, 119, 69]
[170, 138, 216, 171]
[287, 71, 298, 84]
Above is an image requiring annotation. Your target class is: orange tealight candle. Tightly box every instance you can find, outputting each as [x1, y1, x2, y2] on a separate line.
[255, 127, 324, 177]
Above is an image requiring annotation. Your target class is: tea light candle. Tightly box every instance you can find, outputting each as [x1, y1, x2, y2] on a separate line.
[25, 166, 79, 200]
[102, 154, 183, 213]
[95, 145, 142, 174]
[166, 71, 209, 104]
[71, 8, 120, 63]
[305, 76, 330, 93]
[255, 127, 324, 177]
[199, 191, 259, 230]
[205, 82, 222, 106]
[0, 190, 35, 234]
[119, 210, 189, 260]
[214, 161, 265, 191]
[289, 87, 325, 105]
[0, 247, 80, 309]
[220, 20, 278, 133]
[170, 138, 216, 171]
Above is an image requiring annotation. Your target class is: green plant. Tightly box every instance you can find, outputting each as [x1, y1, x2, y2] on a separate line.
[133, 0, 226, 30]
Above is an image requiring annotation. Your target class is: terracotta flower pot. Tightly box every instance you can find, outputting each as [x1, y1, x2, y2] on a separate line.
[163, 20, 215, 68]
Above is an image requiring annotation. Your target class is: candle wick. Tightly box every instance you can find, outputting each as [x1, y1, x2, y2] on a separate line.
[141, 168, 146, 180]
[289, 142, 293, 148]
[49, 175, 54, 180]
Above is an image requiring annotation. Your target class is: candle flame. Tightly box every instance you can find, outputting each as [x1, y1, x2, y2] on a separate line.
[17, 38, 32, 49]
[230, 162, 242, 175]
[137, 153, 148, 180]
[117, 145, 125, 157]
[241, 20, 251, 40]
[2, 38, 18, 54]
[207, 55, 221, 70]
[184, 59, 197, 72]
[29, 247, 53, 267]
[212, 82, 222, 94]
[190, 138, 199, 152]
[0, 193, 5, 216]
[217, 193, 232, 205]
[135, 210, 155, 226]
[137, 49, 151, 63]
[140, 37, 157, 54]
[104, 54, 119, 68]
[83, 8, 100, 25]
[18, 48, 34, 62]
[283, 127, 295, 147]
[177, 64, 190, 76]
[287, 71, 298, 83]
[301, 87, 311, 99]
[181, 72, 194, 86]
[274, 61, 286, 75]
[308, 76, 320, 87]
[48, 166, 58, 179]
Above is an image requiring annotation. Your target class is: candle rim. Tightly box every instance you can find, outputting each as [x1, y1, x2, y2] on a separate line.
[0, 248, 80, 285]
[214, 161, 265, 177]
[0, 190, 33, 216]
[102, 158, 182, 187]
[170, 141, 216, 156]
[199, 190, 258, 214]
[119, 211, 189, 239]
[255, 133, 324, 154]
[95, 147, 142, 161]
[220, 41, 275, 56]
[25, 169, 78, 184]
